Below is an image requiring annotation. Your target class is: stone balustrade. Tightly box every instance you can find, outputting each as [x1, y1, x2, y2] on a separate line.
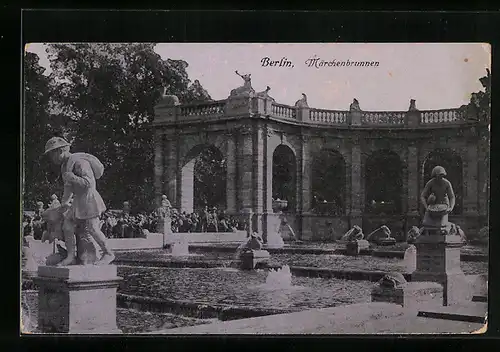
[361, 111, 406, 125]
[309, 109, 348, 125]
[179, 100, 226, 118]
[155, 96, 476, 128]
[420, 108, 468, 125]
[271, 102, 297, 119]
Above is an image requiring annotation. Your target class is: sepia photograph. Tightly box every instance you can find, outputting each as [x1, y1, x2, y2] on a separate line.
[21, 42, 490, 334]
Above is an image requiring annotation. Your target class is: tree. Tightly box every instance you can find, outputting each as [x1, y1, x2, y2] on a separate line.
[23, 52, 67, 209]
[44, 43, 211, 211]
[193, 147, 226, 210]
[466, 68, 491, 122]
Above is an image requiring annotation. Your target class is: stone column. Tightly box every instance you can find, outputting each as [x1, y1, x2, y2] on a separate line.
[406, 144, 420, 229]
[477, 135, 489, 219]
[164, 134, 178, 209]
[299, 134, 312, 240]
[33, 266, 122, 334]
[180, 159, 195, 213]
[153, 130, 164, 208]
[225, 132, 238, 214]
[264, 129, 280, 242]
[237, 125, 254, 211]
[252, 123, 266, 235]
[349, 140, 363, 227]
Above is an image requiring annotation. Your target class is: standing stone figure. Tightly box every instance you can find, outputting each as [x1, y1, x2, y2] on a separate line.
[349, 98, 361, 111]
[123, 201, 131, 216]
[420, 166, 456, 229]
[408, 99, 418, 111]
[294, 93, 308, 108]
[156, 195, 172, 242]
[43, 137, 115, 266]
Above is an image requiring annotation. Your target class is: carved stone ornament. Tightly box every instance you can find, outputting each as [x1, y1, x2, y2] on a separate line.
[156, 87, 180, 107]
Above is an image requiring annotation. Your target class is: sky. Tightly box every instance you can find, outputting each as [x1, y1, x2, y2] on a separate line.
[25, 43, 490, 111]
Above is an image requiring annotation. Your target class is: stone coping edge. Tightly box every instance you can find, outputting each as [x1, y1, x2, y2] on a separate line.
[115, 260, 409, 282]
[417, 310, 486, 324]
[186, 244, 488, 262]
[117, 293, 293, 321]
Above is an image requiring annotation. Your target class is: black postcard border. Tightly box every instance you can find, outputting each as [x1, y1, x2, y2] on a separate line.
[5, 8, 500, 349]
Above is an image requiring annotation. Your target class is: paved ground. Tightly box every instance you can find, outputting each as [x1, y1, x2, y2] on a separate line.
[153, 302, 486, 335]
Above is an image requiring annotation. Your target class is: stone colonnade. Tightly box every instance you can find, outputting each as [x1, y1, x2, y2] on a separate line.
[153, 95, 488, 242]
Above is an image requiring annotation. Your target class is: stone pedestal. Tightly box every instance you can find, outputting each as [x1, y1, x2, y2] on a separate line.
[411, 233, 469, 306]
[345, 239, 370, 256]
[33, 265, 122, 334]
[239, 250, 270, 270]
[371, 282, 443, 309]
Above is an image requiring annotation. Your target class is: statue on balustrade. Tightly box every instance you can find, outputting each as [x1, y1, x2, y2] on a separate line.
[256, 85, 274, 100]
[349, 98, 361, 112]
[156, 87, 180, 107]
[230, 70, 255, 97]
[408, 99, 418, 111]
[420, 166, 456, 234]
[294, 93, 308, 108]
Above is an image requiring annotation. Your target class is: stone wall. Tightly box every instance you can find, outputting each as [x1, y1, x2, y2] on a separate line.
[301, 215, 349, 241]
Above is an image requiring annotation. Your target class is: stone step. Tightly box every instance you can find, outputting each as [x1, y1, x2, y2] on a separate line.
[417, 302, 487, 324]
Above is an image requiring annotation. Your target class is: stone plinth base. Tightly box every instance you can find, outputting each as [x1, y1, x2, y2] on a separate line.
[377, 238, 397, 246]
[239, 250, 270, 270]
[346, 240, 370, 256]
[411, 271, 473, 306]
[413, 234, 468, 306]
[371, 282, 443, 309]
[33, 265, 122, 334]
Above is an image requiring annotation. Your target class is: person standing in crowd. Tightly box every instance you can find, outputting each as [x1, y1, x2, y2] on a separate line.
[201, 206, 209, 232]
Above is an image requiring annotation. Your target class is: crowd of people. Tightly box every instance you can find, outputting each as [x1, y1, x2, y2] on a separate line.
[99, 206, 245, 238]
[23, 198, 245, 240]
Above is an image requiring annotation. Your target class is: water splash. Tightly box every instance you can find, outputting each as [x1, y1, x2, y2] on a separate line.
[265, 265, 292, 288]
[266, 231, 285, 249]
[404, 245, 417, 273]
[170, 241, 189, 257]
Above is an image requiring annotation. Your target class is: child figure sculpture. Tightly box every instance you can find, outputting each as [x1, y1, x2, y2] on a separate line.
[43, 137, 115, 266]
[420, 165, 456, 229]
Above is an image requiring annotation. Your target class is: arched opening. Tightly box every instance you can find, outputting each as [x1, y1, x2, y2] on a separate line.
[181, 144, 226, 213]
[423, 149, 463, 215]
[272, 144, 297, 212]
[365, 150, 404, 215]
[311, 149, 346, 215]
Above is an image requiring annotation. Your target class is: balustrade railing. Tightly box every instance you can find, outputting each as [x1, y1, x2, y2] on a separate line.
[361, 111, 406, 125]
[167, 98, 471, 127]
[271, 103, 297, 119]
[309, 109, 348, 124]
[420, 108, 467, 124]
[179, 100, 226, 117]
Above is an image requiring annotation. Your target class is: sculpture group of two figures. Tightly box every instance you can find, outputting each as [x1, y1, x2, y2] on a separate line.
[38, 137, 115, 266]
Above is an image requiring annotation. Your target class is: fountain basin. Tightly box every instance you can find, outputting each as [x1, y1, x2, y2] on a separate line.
[117, 266, 373, 312]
